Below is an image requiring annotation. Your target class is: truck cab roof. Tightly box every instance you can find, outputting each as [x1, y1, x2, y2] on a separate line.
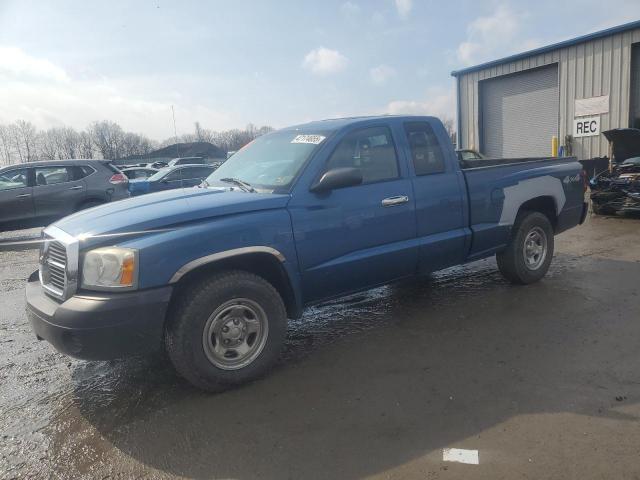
[282, 115, 440, 134]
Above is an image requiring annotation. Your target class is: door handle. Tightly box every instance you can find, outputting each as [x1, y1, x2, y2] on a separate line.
[15, 193, 31, 198]
[68, 186, 83, 191]
[381, 195, 409, 207]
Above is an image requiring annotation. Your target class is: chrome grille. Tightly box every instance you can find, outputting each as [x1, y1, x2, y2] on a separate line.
[39, 226, 79, 301]
[46, 241, 67, 291]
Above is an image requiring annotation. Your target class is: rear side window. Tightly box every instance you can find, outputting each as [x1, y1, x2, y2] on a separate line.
[404, 122, 446, 175]
[34, 167, 72, 186]
[69, 165, 95, 180]
[326, 126, 399, 184]
[79, 165, 95, 178]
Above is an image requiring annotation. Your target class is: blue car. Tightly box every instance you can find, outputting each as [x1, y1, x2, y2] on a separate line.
[26, 115, 587, 391]
[128, 164, 215, 196]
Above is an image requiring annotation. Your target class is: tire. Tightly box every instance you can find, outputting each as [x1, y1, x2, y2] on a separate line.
[165, 270, 288, 392]
[496, 211, 554, 285]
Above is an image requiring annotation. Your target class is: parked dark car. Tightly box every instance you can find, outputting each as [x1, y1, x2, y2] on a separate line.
[456, 148, 486, 163]
[167, 156, 205, 166]
[147, 161, 168, 169]
[590, 128, 640, 215]
[128, 164, 215, 196]
[121, 167, 158, 180]
[0, 159, 129, 230]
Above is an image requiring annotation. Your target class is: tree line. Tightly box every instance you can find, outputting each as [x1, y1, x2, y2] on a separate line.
[0, 120, 274, 166]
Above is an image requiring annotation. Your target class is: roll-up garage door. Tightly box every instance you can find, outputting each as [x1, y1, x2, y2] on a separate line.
[480, 64, 559, 158]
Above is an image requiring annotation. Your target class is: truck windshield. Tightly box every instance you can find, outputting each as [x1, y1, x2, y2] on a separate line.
[206, 131, 329, 191]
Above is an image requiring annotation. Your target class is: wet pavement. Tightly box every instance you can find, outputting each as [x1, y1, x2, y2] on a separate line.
[1, 215, 639, 479]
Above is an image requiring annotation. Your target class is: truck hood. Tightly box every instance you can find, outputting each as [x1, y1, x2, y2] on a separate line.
[53, 186, 290, 238]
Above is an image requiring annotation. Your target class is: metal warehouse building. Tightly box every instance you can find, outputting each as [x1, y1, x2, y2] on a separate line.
[453, 20, 640, 160]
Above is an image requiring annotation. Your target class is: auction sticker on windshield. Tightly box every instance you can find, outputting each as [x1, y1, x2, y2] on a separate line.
[291, 134, 326, 144]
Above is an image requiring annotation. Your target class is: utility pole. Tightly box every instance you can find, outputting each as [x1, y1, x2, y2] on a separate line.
[171, 105, 180, 158]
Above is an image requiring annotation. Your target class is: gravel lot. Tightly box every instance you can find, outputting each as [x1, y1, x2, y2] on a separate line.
[1, 214, 639, 479]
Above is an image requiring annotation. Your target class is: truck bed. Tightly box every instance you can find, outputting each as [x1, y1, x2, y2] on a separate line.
[460, 156, 583, 260]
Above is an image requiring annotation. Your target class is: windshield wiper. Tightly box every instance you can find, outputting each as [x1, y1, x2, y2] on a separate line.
[219, 177, 256, 192]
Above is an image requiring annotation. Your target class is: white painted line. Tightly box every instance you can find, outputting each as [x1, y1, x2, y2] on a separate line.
[442, 448, 479, 465]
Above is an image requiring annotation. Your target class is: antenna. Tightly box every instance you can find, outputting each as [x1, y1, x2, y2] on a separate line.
[171, 105, 179, 158]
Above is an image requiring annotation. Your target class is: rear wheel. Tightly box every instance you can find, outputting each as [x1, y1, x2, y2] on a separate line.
[496, 211, 554, 285]
[165, 270, 287, 391]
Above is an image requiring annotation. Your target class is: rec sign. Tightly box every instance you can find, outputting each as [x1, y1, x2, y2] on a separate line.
[573, 116, 600, 138]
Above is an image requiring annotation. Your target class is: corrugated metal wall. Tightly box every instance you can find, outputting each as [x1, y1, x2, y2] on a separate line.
[457, 27, 640, 160]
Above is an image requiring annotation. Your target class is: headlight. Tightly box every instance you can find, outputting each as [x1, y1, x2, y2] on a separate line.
[81, 247, 138, 290]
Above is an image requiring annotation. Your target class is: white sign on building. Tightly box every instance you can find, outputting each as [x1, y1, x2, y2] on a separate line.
[573, 116, 600, 138]
[575, 95, 609, 117]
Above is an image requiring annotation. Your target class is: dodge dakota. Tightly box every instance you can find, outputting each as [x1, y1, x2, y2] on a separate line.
[26, 116, 588, 391]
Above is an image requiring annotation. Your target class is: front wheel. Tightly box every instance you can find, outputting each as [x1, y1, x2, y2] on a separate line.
[496, 211, 554, 285]
[165, 270, 288, 391]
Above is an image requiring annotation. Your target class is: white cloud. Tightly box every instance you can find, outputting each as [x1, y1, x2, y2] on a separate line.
[370, 64, 397, 85]
[340, 1, 360, 17]
[302, 47, 348, 75]
[0, 46, 233, 139]
[456, 5, 525, 66]
[0, 46, 69, 83]
[394, 0, 412, 19]
[384, 86, 456, 121]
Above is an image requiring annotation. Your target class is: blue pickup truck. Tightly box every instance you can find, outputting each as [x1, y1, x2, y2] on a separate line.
[26, 116, 588, 391]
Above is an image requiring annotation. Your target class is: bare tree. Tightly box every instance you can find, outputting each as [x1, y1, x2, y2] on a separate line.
[90, 120, 125, 159]
[0, 125, 14, 165]
[78, 131, 94, 158]
[120, 132, 156, 157]
[441, 118, 456, 145]
[8, 120, 38, 163]
[16, 120, 39, 162]
[0, 119, 273, 164]
[39, 129, 60, 160]
[59, 127, 80, 158]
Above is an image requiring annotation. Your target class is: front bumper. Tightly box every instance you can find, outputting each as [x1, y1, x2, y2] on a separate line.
[25, 271, 172, 360]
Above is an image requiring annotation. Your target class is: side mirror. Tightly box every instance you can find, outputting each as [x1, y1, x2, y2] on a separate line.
[310, 167, 363, 193]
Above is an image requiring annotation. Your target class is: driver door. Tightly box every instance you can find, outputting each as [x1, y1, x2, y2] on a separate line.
[288, 125, 417, 303]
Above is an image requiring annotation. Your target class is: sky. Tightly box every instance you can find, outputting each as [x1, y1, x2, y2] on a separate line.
[1, 0, 639, 140]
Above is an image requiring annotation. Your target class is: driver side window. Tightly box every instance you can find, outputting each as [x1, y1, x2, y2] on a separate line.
[326, 126, 399, 184]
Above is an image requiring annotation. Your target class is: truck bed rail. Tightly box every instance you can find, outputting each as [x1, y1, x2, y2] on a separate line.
[460, 156, 577, 170]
